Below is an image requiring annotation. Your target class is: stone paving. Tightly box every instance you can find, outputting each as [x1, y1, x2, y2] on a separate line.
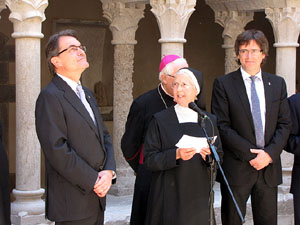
[104, 183, 294, 225]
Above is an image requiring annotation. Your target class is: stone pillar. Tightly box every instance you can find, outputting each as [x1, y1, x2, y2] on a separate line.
[215, 10, 254, 73]
[150, 0, 196, 57]
[6, 0, 50, 224]
[265, 7, 300, 193]
[266, 7, 300, 96]
[101, 0, 145, 195]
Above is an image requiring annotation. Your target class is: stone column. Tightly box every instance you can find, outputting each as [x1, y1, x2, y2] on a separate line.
[215, 10, 254, 74]
[150, 0, 196, 57]
[6, 0, 49, 224]
[266, 7, 300, 194]
[266, 7, 300, 96]
[101, 0, 145, 195]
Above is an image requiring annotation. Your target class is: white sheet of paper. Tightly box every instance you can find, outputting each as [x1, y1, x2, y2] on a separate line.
[175, 135, 217, 153]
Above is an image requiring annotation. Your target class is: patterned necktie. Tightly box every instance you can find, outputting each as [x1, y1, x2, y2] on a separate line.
[76, 84, 96, 125]
[250, 76, 264, 148]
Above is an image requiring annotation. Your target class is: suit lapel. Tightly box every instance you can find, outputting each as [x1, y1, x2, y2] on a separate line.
[262, 72, 273, 135]
[231, 69, 254, 129]
[52, 75, 100, 140]
[84, 88, 105, 146]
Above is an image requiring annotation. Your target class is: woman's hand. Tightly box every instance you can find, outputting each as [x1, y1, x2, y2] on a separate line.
[199, 146, 211, 161]
[176, 147, 196, 160]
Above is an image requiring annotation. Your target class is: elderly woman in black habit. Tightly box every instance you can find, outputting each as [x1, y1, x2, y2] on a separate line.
[143, 68, 223, 225]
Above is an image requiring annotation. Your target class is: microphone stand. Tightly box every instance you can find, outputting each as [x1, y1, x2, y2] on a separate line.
[200, 117, 245, 224]
[206, 149, 216, 225]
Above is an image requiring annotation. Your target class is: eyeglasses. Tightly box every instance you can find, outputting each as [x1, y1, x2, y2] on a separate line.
[166, 74, 175, 78]
[172, 82, 191, 89]
[239, 49, 262, 56]
[57, 45, 87, 56]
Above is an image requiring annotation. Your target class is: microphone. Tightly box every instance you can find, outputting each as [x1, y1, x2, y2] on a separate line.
[188, 102, 208, 119]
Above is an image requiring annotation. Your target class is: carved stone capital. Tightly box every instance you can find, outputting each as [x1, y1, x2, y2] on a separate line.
[266, 7, 300, 44]
[205, 0, 264, 12]
[6, 0, 48, 38]
[215, 10, 254, 46]
[101, 1, 145, 45]
[150, 0, 196, 44]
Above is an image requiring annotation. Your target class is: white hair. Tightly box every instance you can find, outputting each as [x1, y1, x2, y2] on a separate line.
[159, 57, 188, 81]
[175, 68, 200, 94]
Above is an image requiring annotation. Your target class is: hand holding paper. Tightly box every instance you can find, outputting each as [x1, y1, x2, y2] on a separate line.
[175, 135, 217, 160]
[176, 135, 216, 153]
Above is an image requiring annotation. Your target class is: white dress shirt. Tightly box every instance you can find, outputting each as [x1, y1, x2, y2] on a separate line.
[57, 73, 79, 95]
[240, 67, 266, 134]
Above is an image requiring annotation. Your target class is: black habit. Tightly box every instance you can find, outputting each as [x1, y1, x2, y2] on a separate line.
[121, 84, 175, 225]
[143, 106, 222, 225]
[121, 70, 205, 225]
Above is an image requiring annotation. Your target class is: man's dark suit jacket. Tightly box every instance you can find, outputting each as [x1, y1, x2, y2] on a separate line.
[211, 69, 291, 187]
[286, 93, 300, 195]
[35, 75, 116, 222]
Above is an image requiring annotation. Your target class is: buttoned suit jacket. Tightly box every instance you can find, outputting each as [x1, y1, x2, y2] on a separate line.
[211, 69, 291, 187]
[35, 75, 116, 222]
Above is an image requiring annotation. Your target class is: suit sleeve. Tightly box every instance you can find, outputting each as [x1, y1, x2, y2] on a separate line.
[285, 96, 300, 156]
[211, 78, 257, 162]
[143, 117, 178, 172]
[121, 100, 145, 172]
[263, 78, 291, 163]
[85, 89, 116, 174]
[100, 118, 116, 173]
[35, 91, 98, 194]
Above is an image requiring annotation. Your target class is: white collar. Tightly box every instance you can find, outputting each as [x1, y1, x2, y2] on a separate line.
[160, 83, 173, 98]
[240, 67, 262, 82]
[174, 104, 198, 123]
[57, 73, 80, 93]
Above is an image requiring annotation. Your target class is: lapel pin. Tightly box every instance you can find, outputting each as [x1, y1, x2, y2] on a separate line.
[268, 82, 271, 86]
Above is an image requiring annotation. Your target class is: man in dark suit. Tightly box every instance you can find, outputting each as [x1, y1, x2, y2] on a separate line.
[286, 93, 300, 225]
[35, 29, 116, 225]
[0, 121, 11, 225]
[211, 29, 291, 225]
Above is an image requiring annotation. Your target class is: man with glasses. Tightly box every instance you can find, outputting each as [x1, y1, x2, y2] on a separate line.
[35, 29, 116, 225]
[211, 29, 291, 225]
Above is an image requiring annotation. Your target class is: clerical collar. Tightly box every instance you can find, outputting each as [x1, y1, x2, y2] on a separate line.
[158, 84, 173, 109]
[160, 83, 173, 98]
[174, 104, 198, 123]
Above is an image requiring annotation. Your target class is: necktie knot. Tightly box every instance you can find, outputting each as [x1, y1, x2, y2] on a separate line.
[76, 84, 96, 125]
[76, 84, 84, 98]
[250, 76, 258, 83]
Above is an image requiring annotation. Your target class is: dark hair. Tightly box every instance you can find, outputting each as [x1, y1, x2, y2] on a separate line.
[234, 29, 269, 65]
[45, 29, 79, 75]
